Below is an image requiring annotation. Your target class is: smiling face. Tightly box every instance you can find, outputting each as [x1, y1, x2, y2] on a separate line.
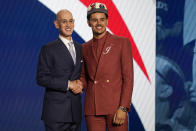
[88, 12, 108, 39]
[54, 10, 74, 40]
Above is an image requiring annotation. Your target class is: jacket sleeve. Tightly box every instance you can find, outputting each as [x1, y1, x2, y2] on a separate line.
[120, 38, 134, 111]
[36, 46, 68, 92]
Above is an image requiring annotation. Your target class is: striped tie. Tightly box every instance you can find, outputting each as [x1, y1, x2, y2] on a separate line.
[68, 42, 76, 64]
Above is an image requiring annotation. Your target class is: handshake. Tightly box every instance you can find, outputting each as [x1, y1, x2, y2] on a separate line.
[68, 80, 83, 94]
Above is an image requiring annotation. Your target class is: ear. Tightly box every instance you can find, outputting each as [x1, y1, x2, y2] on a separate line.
[54, 20, 59, 29]
[162, 85, 173, 98]
[87, 20, 91, 27]
[106, 19, 108, 26]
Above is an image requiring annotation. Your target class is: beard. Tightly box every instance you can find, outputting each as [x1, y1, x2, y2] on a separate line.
[93, 28, 106, 36]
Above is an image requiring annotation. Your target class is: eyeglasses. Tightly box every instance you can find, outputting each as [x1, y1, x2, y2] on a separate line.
[58, 19, 74, 24]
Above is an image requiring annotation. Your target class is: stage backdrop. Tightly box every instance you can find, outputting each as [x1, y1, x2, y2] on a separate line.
[0, 0, 155, 131]
[156, 0, 196, 130]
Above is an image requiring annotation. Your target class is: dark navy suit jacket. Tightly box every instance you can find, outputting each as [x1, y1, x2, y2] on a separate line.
[36, 38, 82, 123]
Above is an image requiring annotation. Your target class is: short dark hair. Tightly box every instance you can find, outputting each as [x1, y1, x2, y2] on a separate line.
[87, 13, 108, 21]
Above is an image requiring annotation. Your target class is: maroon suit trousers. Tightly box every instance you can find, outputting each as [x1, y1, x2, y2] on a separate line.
[85, 114, 128, 131]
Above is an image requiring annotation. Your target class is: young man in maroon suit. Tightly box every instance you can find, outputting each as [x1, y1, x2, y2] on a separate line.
[80, 2, 134, 131]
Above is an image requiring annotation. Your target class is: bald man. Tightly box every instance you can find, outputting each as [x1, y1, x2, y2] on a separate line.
[36, 9, 82, 131]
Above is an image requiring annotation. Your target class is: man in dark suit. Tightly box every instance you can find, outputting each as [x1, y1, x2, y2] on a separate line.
[36, 9, 83, 131]
[80, 2, 134, 131]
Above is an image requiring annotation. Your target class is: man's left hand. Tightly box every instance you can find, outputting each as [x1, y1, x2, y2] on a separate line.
[113, 108, 127, 125]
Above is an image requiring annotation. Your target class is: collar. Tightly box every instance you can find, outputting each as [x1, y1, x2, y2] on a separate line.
[93, 31, 109, 42]
[59, 35, 73, 46]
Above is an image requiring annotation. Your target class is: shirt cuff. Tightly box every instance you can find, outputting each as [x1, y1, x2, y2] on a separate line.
[67, 80, 70, 91]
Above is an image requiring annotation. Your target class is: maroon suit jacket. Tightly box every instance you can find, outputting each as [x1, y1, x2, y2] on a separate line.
[81, 32, 133, 115]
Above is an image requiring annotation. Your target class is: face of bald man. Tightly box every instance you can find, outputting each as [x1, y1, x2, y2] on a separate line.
[54, 10, 74, 40]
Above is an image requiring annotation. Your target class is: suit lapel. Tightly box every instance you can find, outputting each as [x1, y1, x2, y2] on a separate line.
[73, 42, 80, 65]
[70, 42, 82, 80]
[91, 40, 99, 64]
[58, 39, 74, 64]
[57, 39, 81, 80]
[94, 33, 112, 78]
[58, 38, 75, 65]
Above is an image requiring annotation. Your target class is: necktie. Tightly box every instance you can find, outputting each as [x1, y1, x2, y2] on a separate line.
[68, 42, 76, 64]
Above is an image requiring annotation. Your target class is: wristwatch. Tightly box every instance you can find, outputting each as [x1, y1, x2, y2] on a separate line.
[119, 106, 128, 112]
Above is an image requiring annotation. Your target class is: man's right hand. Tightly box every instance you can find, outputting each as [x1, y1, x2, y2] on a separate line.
[68, 80, 83, 94]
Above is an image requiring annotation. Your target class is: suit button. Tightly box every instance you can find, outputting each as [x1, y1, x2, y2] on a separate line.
[106, 80, 109, 83]
[94, 81, 97, 84]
